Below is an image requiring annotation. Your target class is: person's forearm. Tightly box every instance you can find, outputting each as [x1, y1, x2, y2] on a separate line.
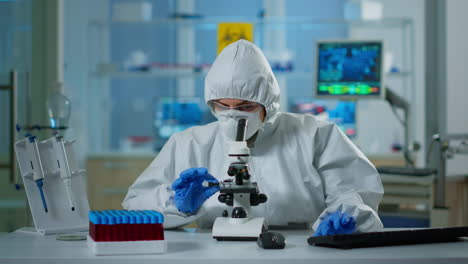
[123, 183, 205, 229]
[312, 191, 383, 233]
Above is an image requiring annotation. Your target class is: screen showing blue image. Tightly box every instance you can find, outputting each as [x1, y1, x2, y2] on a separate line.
[154, 98, 203, 150]
[316, 41, 383, 98]
[293, 100, 356, 138]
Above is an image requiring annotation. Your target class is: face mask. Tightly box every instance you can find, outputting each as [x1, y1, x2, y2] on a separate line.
[216, 109, 263, 141]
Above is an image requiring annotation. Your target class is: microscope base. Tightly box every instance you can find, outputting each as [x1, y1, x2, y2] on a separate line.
[212, 217, 266, 241]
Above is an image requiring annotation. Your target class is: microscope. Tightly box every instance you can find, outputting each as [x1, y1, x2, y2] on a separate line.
[211, 118, 268, 241]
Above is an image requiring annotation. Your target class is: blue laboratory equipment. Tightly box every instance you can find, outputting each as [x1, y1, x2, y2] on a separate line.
[293, 100, 357, 138]
[154, 98, 203, 150]
[328, 101, 356, 138]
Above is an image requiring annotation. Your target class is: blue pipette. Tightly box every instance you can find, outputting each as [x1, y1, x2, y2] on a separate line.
[35, 179, 48, 213]
[28, 136, 49, 213]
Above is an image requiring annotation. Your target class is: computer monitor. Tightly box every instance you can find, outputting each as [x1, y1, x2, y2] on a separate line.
[314, 40, 385, 99]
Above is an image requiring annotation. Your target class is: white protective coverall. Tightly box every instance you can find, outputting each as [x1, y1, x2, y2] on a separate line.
[123, 39, 384, 232]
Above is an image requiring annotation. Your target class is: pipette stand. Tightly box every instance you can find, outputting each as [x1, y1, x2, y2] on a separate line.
[15, 135, 90, 235]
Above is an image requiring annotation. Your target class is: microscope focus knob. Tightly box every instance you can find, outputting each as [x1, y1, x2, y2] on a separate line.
[241, 169, 250, 180]
[225, 194, 234, 206]
[227, 166, 236, 176]
[258, 193, 268, 204]
[232, 207, 247, 218]
[250, 193, 268, 206]
[218, 194, 227, 203]
[222, 210, 228, 217]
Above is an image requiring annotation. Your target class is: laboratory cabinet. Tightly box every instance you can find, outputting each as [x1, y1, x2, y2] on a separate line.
[372, 153, 468, 227]
[86, 155, 153, 210]
[444, 177, 468, 226]
[379, 174, 468, 227]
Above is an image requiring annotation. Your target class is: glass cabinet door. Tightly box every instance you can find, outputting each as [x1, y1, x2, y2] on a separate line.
[86, 0, 413, 157]
[0, 0, 32, 232]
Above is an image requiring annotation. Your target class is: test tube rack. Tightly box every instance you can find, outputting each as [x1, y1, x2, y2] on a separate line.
[87, 210, 167, 255]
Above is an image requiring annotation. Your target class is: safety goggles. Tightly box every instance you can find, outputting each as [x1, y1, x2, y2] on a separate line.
[212, 101, 262, 113]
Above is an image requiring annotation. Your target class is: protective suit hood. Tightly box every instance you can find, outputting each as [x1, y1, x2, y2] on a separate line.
[205, 39, 280, 122]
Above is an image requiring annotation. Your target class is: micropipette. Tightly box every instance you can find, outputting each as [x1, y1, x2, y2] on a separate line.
[27, 136, 49, 213]
[53, 136, 75, 211]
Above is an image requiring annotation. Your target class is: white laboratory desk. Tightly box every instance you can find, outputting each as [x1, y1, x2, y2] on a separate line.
[0, 228, 467, 264]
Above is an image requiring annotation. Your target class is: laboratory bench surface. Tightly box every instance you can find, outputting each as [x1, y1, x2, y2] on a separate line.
[0, 228, 467, 264]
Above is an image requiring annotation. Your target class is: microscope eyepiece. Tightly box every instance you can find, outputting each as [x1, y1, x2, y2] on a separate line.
[235, 118, 248, 142]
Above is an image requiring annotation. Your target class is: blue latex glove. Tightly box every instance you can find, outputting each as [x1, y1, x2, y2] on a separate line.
[313, 211, 356, 236]
[171, 167, 220, 214]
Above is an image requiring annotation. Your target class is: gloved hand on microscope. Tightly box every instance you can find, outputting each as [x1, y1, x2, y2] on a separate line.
[313, 211, 356, 236]
[171, 167, 220, 214]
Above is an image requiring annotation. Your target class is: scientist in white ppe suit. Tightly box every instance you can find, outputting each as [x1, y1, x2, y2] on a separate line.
[123, 39, 384, 235]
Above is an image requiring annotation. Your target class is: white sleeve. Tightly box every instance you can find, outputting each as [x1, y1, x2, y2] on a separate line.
[312, 123, 384, 233]
[122, 135, 205, 229]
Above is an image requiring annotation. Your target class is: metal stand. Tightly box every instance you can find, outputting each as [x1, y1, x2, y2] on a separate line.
[427, 133, 468, 227]
[384, 87, 413, 167]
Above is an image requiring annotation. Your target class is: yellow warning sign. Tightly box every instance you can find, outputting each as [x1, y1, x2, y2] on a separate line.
[217, 23, 254, 54]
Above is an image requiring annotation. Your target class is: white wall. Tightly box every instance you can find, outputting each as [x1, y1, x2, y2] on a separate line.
[350, 0, 426, 166]
[446, 0, 468, 135]
[445, 0, 468, 176]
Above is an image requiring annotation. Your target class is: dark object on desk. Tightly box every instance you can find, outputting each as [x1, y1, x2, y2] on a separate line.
[308, 226, 468, 249]
[377, 166, 436, 176]
[257, 231, 286, 249]
[56, 235, 87, 241]
[171, 13, 204, 19]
